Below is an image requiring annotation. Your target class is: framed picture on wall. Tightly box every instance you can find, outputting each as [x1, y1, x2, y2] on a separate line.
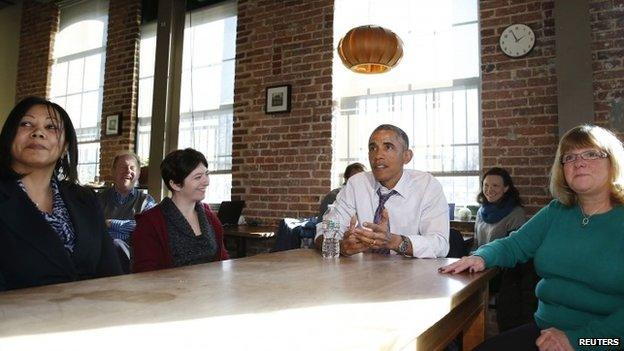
[105, 113, 121, 136]
[265, 85, 291, 114]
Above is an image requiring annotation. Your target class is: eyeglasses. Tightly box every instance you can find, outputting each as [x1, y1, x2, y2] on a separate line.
[560, 150, 608, 164]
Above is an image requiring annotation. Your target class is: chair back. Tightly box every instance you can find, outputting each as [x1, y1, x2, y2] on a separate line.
[446, 228, 469, 258]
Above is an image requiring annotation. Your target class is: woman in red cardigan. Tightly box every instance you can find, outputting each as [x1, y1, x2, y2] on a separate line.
[132, 148, 228, 273]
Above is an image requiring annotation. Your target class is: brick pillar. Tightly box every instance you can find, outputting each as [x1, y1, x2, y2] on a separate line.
[480, 1, 558, 214]
[233, 0, 334, 225]
[15, 0, 59, 101]
[589, 0, 624, 128]
[99, 0, 142, 182]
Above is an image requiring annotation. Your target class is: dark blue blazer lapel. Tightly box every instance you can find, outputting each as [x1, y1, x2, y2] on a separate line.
[57, 182, 99, 269]
[0, 179, 76, 274]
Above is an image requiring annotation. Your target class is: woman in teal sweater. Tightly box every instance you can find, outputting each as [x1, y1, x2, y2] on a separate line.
[441, 125, 624, 351]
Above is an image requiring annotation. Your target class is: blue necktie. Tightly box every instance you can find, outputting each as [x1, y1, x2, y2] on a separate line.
[372, 188, 396, 254]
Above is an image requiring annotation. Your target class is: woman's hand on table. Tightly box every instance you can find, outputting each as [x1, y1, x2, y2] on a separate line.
[438, 256, 485, 274]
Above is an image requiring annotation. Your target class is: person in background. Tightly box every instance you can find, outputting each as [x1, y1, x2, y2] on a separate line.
[0, 96, 121, 290]
[96, 151, 155, 273]
[315, 124, 449, 258]
[132, 148, 228, 273]
[475, 167, 535, 333]
[474, 167, 525, 250]
[317, 162, 366, 220]
[440, 124, 624, 351]
[97, 151, 155, 242]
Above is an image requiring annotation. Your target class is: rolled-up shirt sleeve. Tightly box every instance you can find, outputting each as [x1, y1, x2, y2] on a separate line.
[406, 178, 449, 258]
[315, 184, 356, 240]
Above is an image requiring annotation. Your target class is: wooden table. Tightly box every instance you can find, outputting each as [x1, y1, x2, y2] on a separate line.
[223, 225, 276, 257]
[0, 250, 495, 350]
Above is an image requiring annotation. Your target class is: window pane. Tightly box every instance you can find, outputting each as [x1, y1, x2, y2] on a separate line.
[50, 62, 68, 98]
[467, 145, 479, 171]
[51, 96, 66, 109]
[189, 21, 223, 66]
[452, 23, 479, 79]
[139, 33, 156, 79]
[466, 88, 479, 143]
[67, 58, 85, 95]
[81, 91, 99, 129]
[223, 16, 237, 60]
[83, 53, 103, 91]
[65, 94, 82, 128]
[187, 66, 221, 111]
[437, 175, 479, 206]
[77, 164, 98, 184]
[221, 60, 235, 105]
[178, 111, 233, 171]
[138, 77, 154, 118]
[453, 89, 467, 144]
[55, 19, 106, 58]
[452, 0, 478, 24]
[137, 117, 152, 162]
[204, 173, 231, 204]
[77, 142, 100, 184]
[78, 142, 99, 163]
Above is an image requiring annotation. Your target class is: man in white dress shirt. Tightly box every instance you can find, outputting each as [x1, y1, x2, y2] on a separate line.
[315, 124, 449, 258]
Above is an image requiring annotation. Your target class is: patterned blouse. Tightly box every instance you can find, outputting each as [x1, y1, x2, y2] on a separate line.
[18, 179, 76, 252]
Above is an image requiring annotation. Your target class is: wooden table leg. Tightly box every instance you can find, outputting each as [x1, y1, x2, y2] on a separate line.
[463, 288, 488, 350]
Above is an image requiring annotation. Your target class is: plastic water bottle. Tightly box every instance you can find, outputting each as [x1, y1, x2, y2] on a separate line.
[321, 205, 340, 259]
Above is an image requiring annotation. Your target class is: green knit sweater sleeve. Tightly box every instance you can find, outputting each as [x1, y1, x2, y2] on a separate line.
[473, 201, 556, 268]
[564, 307, 624, 351]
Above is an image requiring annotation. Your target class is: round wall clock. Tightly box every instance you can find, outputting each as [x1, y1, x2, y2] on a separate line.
[499, 24, 535, 58]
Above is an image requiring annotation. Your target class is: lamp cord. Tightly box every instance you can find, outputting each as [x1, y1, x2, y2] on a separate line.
[187, 9, 196, 147]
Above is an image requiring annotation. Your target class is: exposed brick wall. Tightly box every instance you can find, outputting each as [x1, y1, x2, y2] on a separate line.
[15, 0, 59, 101]
[480, 1, 558, 214]
[14, 0, 622, 221]
[232, 0, 334, 225]
[481, 0, 624, 214]
[99, 0, 142, 181]
[590, 0, 624, 127]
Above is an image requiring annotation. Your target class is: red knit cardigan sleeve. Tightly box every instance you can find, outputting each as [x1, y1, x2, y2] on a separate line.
[132, 205, 173, 273]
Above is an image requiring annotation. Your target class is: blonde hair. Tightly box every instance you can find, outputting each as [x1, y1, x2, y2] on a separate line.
[549, 124, 624, 206]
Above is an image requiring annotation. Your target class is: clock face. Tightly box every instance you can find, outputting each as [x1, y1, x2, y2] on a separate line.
[499, 24, 535, 58]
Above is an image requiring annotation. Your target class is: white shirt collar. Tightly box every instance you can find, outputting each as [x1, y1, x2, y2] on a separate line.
[374, 170, 408, 198]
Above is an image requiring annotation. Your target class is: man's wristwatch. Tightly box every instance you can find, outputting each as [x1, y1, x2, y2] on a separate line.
[397, 235, 410, 255]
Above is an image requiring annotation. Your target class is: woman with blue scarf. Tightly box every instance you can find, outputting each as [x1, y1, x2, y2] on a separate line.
[474, 167, 525, 250]
[474, 167, 534, 333]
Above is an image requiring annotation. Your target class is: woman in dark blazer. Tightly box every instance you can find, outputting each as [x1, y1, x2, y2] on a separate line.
[0, 96, 122, 291]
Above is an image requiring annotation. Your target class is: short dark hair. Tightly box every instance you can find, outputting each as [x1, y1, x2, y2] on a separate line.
[0, 96, 78, 182]
[160, 148, 208, 192]
[343, 162, 365, 183]
[477, 167, 522, 207]
[371, 124, 410, 149]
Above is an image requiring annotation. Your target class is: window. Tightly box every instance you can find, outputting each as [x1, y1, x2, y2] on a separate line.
[50, 0, 109, 184]
[138, 1, 236, 204]
[333, 0, 481, 206]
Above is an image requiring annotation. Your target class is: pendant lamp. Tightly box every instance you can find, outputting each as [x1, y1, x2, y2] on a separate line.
[337, 25, 404, 74]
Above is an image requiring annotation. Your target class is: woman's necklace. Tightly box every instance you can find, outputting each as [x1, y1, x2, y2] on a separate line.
[580, 203, 607, 227]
